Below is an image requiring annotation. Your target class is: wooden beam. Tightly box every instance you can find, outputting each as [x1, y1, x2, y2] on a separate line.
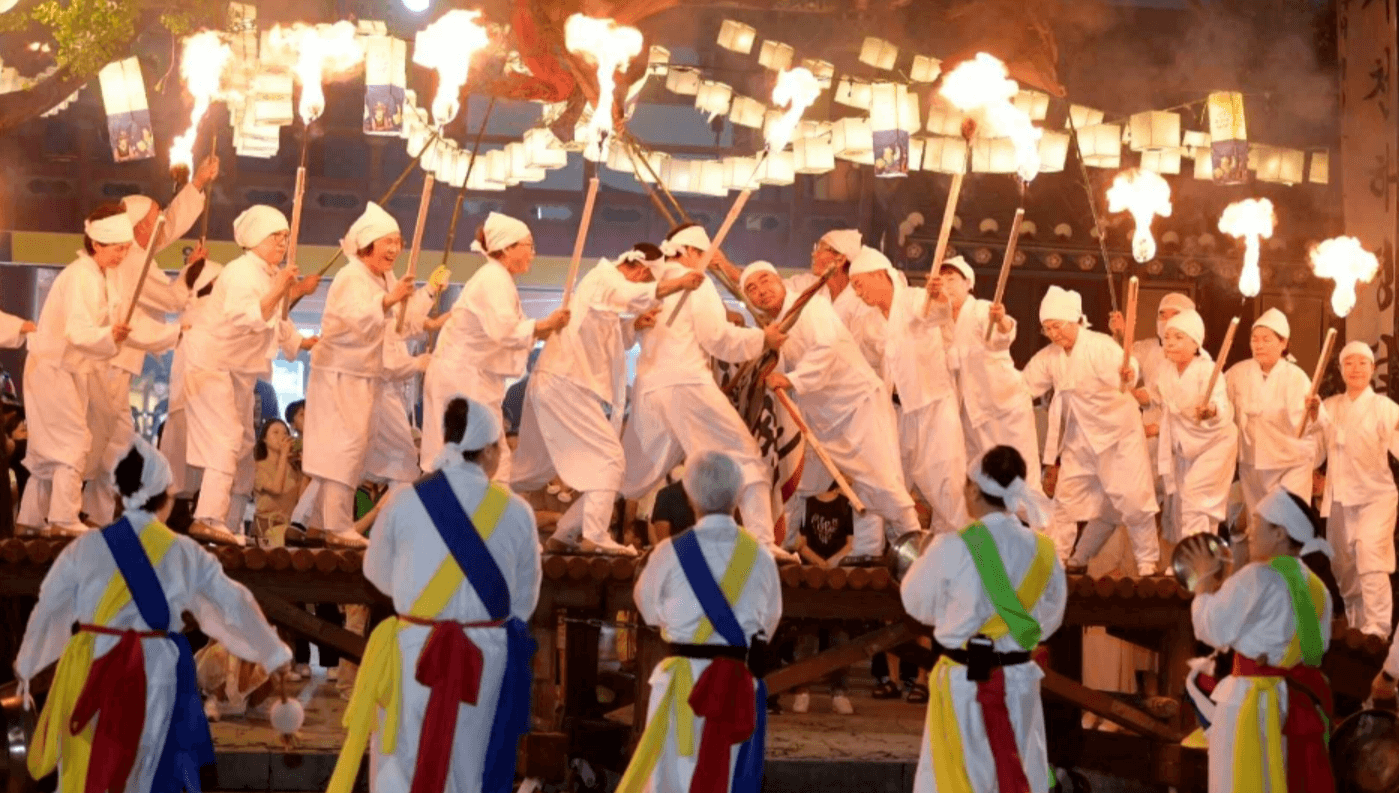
[1040, 667, 1183, 743]
[764, 620, 920, 695]
[254, 591, 367, 662]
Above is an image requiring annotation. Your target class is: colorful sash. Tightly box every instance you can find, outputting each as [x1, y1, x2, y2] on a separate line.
[328, 476, 528, 793]
[926, 525, 1057, 793]
[616, 527, 762, 793]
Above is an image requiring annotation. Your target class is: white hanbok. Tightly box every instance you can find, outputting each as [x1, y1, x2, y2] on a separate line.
[159, 259, 224, 496]
[901, 511, 1067, 793]
[1155, 355, 1238, 543]
[785, 272, 891, 370]
[1225, 359, 1315, 524]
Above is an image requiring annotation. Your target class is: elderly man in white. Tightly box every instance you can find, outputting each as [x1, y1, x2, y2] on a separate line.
[184, 205, 318, 545]
[300, 203, 423, 549]
[620, 224, 792, 561]
[740, 259, 919, 561]
[423, 212, 571, 482]
[847, 246, 972, 535]
[618, 449, 782, 793]
[1022, 286, 1159, 574]
[516, 243, 704, 555]
[18, 205, 177, 536]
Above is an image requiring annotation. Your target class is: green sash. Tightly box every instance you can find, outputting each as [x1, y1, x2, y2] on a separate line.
[1269, 556, 1324, 667]
[959, 522, 1045, 651]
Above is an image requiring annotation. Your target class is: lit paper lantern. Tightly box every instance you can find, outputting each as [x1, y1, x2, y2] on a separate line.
[253, 69, 295, 127]
[666, 67, 700, 96]
[1193, 152, 1212, 180]
[697, 160, 727, 196]
[724, 155, 758, 189]
[922, 135, 968, 174]
[798, 119, 831, 140]
[799, 58, 835, 88]
[926, 101, 966, 137]
[859, 37, 898, 70]
[1247, 143, 1268, 171]
[1068, 104, 1104, 130]
[907, 137, 925, 170]
[362, 34, 407, 137]
[1309, 150, 1330, 184]
[758, 40, 794, 71]
[756, 150, 796, 185]
[871, 83, 912, 177]
[1139, 147, 1182, 175]
[664, 158, 697, 193]
[648, 45, 670, 76]
[1013, 90, 1049, 122]
[729, 95, 766, 129]
[1182, 130, 1210, 150]
[506, 141, 547, 183]
[717, 20, 757, 54]
[695, 80, 733, 118]
[832, 117, 873, 162]
[834, 78, 872, 110]
[434, 144, 459, 184]
[523, 127, 568, 169]
[1037, 130, 1070, 173]
[634, 150, 669, 184]
[794, 136, 835, 174]
[1129, 110, 1180, 151]
[1257, 146, 1304, 184]
[971, 138, 1018, 174]
[467, 153, 507, 191]
[910, 55, 941, 83]
[1076, 124, 1121, 168]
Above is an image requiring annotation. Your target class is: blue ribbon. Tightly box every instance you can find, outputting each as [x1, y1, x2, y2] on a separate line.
[415, 472, 537, 793]
[99, 518, 214, 793]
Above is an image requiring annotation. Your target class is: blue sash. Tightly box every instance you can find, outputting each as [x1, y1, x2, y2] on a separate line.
[99, 518, 213, 793]
[415, 472, 536, 793]
[672, 530, 766, 793]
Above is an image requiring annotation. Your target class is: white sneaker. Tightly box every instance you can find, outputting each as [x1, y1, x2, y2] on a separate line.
[791, 692, 810, 714]
[831, 693, 854, 715]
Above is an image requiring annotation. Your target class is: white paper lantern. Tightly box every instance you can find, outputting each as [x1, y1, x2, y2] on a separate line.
[253, 69, 295, 127]
[523, 128, 568, 169]
[870, 83, 904, 131]
[972, 138, 1018, 174]
[797, 119, 831, 140]
[831, 117, 873, 161]
[926, 102, 966, 137]
[757, 150, 796, 185]
[799, 58, 835, 88]
[910, 55, 941, 83]
[506, 141, 547, 182]
[697, 160, 727, 196]
[908, 137, 925, 171]
[717, 20, 757, 54]
[695, 80, 733, 118]
[1037, 130, 1070, 173]
[922, 135, 968, 174]
[1129, 110, 1180, 151]
[666, 67, 700, 96]
[794, 136, 835, 174]
[729, 95, 766, 129]
[1182, 130, 1210, 150]
[664, 158, 698, 193]
[1139, 147, 1182, 175]
[434, 145, 459, 183]
[648, 45, 671, 76]
[485, 148, 510, 184]
[724, 156, 759, 189]
[1077, 124, 1121, 168]
[1257, 146, 1304, 184]
[1013, 90, 1050, 122]
[1068, 104, 1104, 130]
[834, 78, 872, 110]
[859, 37, 898, 70]
[1193, 152, 1212, 180]
[758, 40, 794, 71]
[1309, 150, 1330, 184]
[633, 150, 669, 184]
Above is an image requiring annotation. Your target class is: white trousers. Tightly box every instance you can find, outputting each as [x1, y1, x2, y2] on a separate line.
[962, 403, 1043, 492]
[421, 363, 512, 483]
[1056, 423, 1160, 573]
[1237, 462, 1313, 535]
[1163, 439, 1237, 545]
[1329, 494, 1398, 637]
[187, 367, 258, 529]
[20, 356, 96, 527]
[899, 397, 972, 535]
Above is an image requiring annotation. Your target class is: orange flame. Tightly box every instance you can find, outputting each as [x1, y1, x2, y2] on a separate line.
[1310, 236, 1380, 317]
[767, 67, 821, 153]
[1218, 198, 1275, 298]
[413, 10, 489, 127]
[170, 31, 232, 172]
[1106, 169, 1172, 263]
[938, 53, 1041, 182]
[565, 14, 643, 155]
[267, 22, 365, 125]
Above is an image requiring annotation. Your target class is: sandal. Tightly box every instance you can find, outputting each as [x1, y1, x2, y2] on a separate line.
[906, 683, 929, 704]
[871, 679, 902, 700]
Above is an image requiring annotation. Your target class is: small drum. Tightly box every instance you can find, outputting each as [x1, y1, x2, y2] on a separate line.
[889, 531, 933, 582]
[1170, 533, 1231, 592]
[1332, 709, 1399, 793]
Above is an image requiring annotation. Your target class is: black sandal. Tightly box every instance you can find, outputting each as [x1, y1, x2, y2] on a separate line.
[906, 683, 929, 704]
[871, 679, 902, 699]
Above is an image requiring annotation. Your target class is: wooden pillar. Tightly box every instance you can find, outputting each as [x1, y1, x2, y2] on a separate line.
[1159, 617, 1196, 735]
[631, 627, 667, 745]
[532, 591, 560, 729]
[562, 612, 602, 722]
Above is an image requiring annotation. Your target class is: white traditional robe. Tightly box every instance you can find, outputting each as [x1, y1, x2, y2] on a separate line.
[422, 259, 534, 481]
[945, 295, 1041, 491]
[874, 283, 971, 535]
[361, 462, 541, 792]
[620, 263, 776, 545]
[1225, 359, 1316, 523]
[1314, 388, 1399, 636]
[1191, 561, 1334, 793]
[629, 514, 782, 793]
[1131, 337, 1171, 526]
[901, 511, 1068, 793]
[785, 272, 892, 370]
[18, 255, 175, 529]
[0, 309, 28, 348]
[160, 259, 224, 496]
[14, 512, 291, 793]
[365, 289, 433, 486]
[1022, 329, 1159, 571]
[1155, 355, 1238, 543]
[513, 259, 658, 546]
[774, 289, 918, 555]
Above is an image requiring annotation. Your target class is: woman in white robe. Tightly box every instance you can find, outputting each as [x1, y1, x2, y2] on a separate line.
[422, 212, 570, 482]
[1153, 310, 1237, 544]
[159, 250, 224, 497]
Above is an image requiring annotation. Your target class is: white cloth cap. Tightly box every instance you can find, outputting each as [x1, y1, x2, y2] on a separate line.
[616, 248, 662, 267]
[106, 434, 173, 513]
[968, 451, 1052, 531]
[940, 255, 975, 287]
[660, 225, 712, 258]
[1039, 285, 1083, 324]
[121, 195, 156, 226]
[471, 212, 531, 256]
[341, 202, 399, 257]
[85, 214, 135, 245]
[820, 229, 863, 261]
[1258, 488, 1333, 559]
[1166, 309, 1206, 348]
[431, 395, 502, 472]
[1252, 308, 1290, 341]
[1158, 292, 1196, 315]
[233, 205, 290, 249]
[849, 246, 894, 276]
[740, 260, 781, 290]
[1340, 339, 1375, 364]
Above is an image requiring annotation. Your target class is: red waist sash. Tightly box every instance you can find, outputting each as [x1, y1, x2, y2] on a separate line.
[687, 657, 757, 793]
[70, 624, 166, 793]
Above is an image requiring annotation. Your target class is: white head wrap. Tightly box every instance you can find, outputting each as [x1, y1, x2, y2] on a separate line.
[660, 225, 712, 258]
[819, 229, 863, 261]
[739, 260, 781, 290]
[968, 450, 1052, 530]
[430, 395, 502, 472]
[121, 195, 157, 226]
[1166, 309, 1206, 348]
[1257, 489, 1333, 559]
[105, 434, 173, 514]
[1340, 340, 1375, 365]
[616, 247, 662, 267]
[849, 246, 895, 276]
[340, 202, 399, 258]
[1039, 285, 1083, 325]
[471, 212, 531, 256]
[84, 214, 135, 245]
[1253, 308, 1291, 341]
[233, 205, 290, 249]
[939, 255, 975, 287]
[1157, 292, 1197, 338]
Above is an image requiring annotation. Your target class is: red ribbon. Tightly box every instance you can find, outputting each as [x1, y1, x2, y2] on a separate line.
[70, 629, 152, 793]
[1233, 656, 1335, 793]
[687, 658, 756, 793]
[975, 667, 1032, 793]
[410, 622, 486, 793]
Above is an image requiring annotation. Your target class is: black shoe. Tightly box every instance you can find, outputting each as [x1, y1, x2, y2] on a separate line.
[906, 683, 929, 704]
[871, 679, 902, 699]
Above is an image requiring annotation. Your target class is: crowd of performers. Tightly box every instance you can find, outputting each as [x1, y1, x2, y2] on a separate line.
[6, 157, 1399, 793]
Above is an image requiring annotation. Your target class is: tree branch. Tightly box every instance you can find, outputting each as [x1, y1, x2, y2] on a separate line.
[0, 66, 91, 136]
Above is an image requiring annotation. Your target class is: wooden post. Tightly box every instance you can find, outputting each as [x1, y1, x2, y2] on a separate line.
[1298, 327, 1338, 437]
[1200, 317, 1240, 412]
[561, 177, 601, 306]
[1119, 276, 1140, 392]
[924, 172, 965, 318]
[983, 207, 1025, 340]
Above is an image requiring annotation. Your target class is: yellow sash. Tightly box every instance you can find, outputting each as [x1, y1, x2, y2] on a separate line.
[327, 483, 511, 793]
[614, 530, 759, 793]
[925, 533, 1056, 793]
[29, 521, 178, 792]
[1229, 568, 1327, 792]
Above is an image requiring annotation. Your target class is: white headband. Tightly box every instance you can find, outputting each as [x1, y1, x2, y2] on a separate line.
[106, 434, 173, 514]
[616, 248, 662, 266]
[471, 212, 531, 256]
[1039, 285, 1083, 325]
[969, 452, 1052, 530]
[85, 214, 135, 245]
[660, 226, 712, 258]
[233, 205, 290, 249]
[121, 194, 157, 226]
[431, 395, 502, 472]
[940, 255, 975, 288]
[1253, 307, 1290, 341]
[1158, 292, 1196, 315]
[1257, 489, 1332, 559]
[1166, 309, 1206, 348]
[740, 260, 781, 290]
[1340, 340, 1375, 365]
[341, 202, 399, 258]
[849, 246, 894, 276]
[819, 229, 862, 261]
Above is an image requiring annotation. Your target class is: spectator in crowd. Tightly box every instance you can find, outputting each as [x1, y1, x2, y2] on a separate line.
[789, 487, 856, 715]
[253, 418, 301, 546]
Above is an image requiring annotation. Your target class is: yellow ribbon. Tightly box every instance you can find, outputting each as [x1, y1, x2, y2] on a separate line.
[29, 521, 178, 793]
[1232, 677, 1287, 793]
[614, 530, 759, 793]
[921, 533, 1057, 793]
[327, 484, 511, 793]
